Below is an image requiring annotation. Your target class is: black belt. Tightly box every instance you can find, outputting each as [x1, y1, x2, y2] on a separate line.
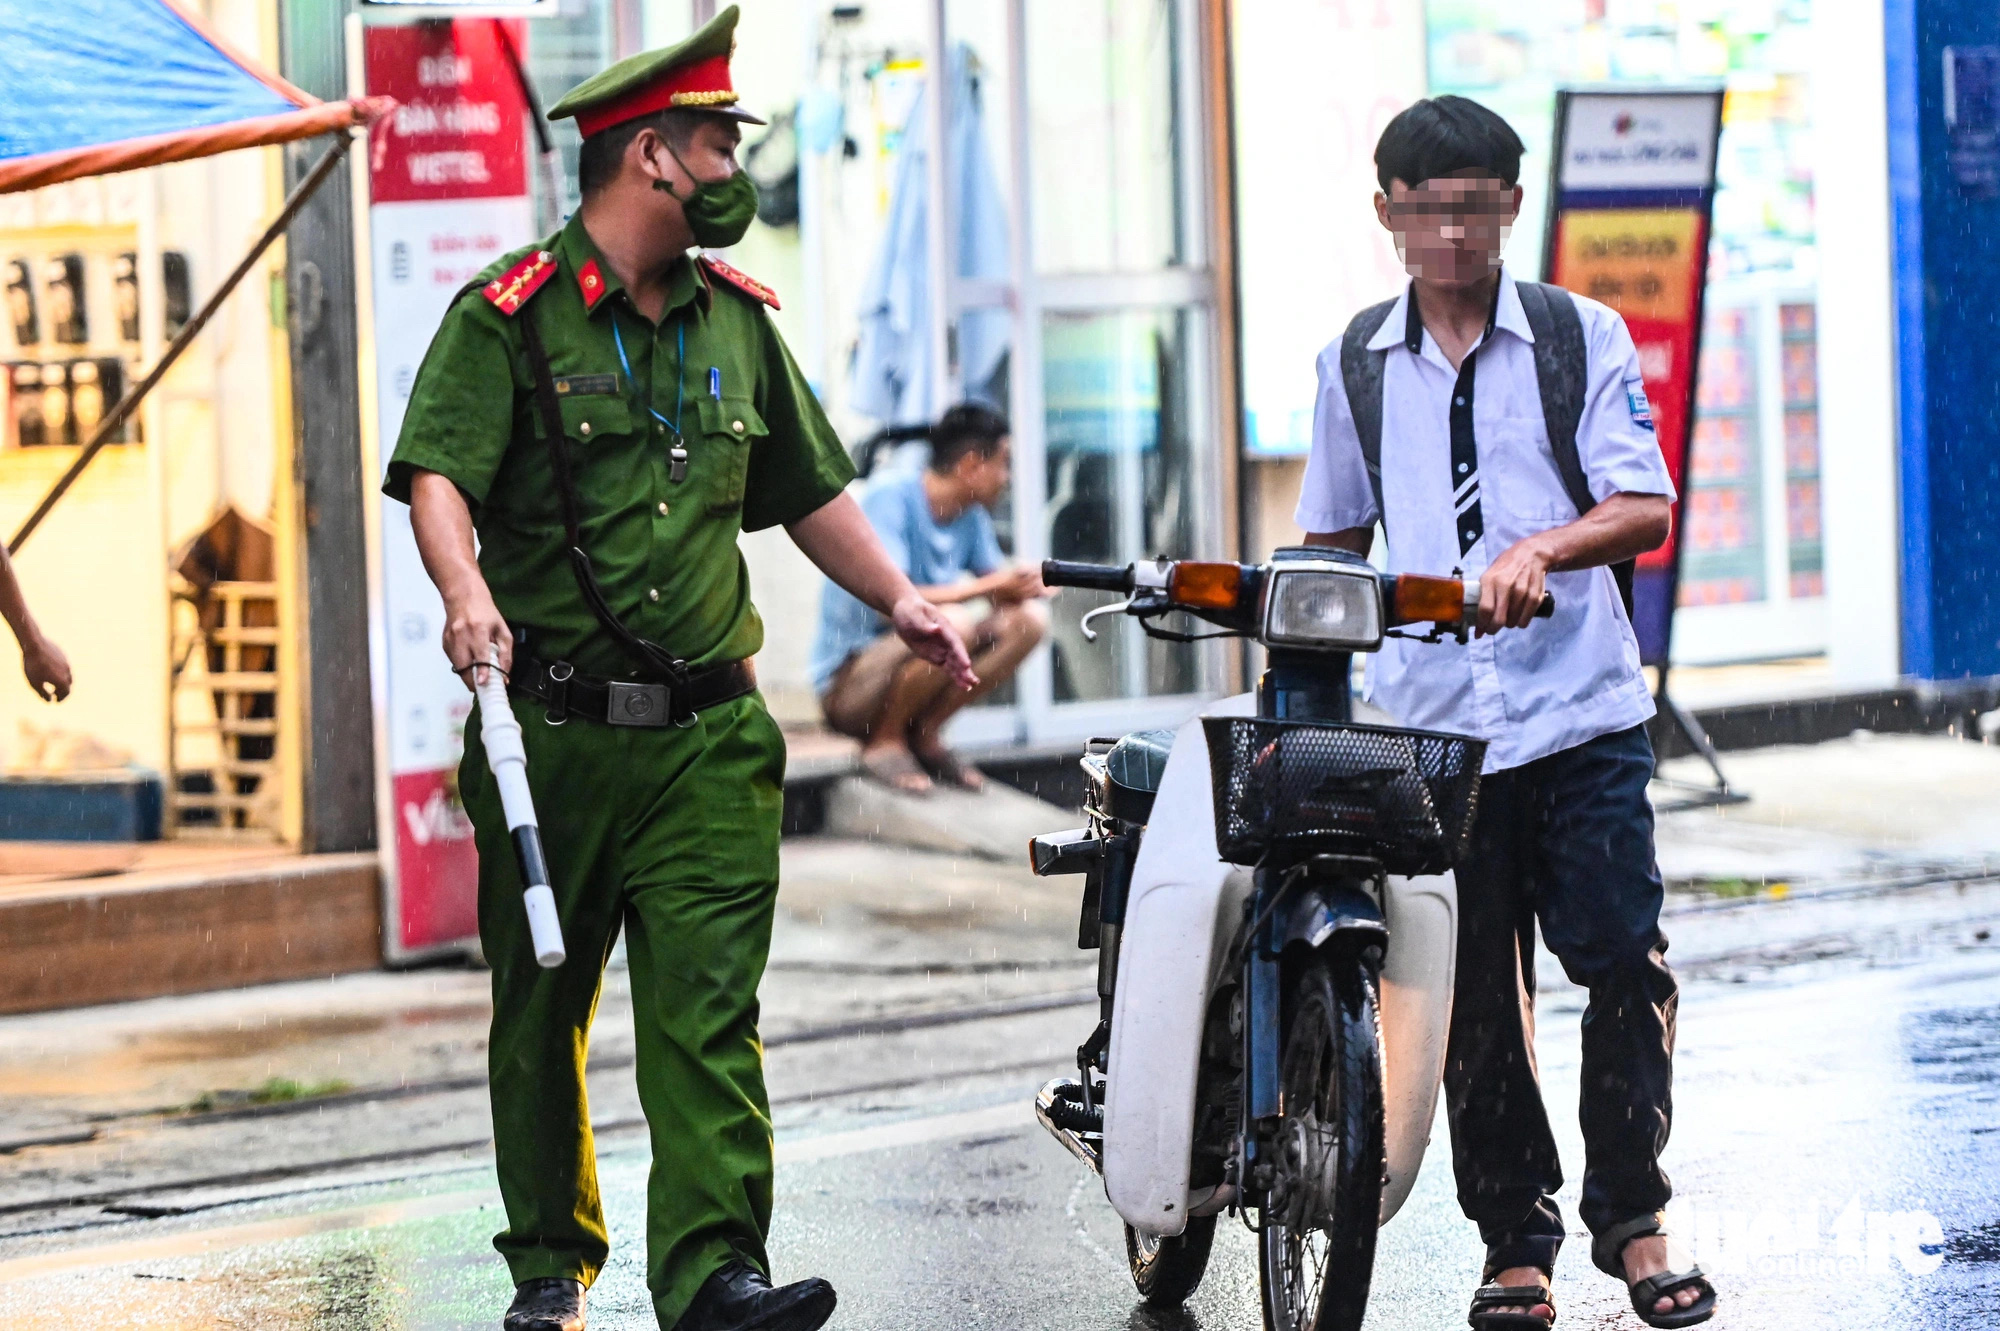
[511, 656, 756, 727]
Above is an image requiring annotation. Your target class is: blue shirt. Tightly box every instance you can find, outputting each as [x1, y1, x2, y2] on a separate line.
[810, 467, 1005, 692]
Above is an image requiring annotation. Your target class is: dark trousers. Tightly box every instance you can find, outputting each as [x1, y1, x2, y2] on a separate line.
[1443, 724, 1678, 1276]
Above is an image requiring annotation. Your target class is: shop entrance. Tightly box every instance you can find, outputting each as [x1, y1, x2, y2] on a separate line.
[882, 0, 1235, 749]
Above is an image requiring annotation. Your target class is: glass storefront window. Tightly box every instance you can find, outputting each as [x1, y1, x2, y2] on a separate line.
[1043, 306, 1204, 703]
[1780, 300, 1823, 598]
[1025, 0, 1185, 274]
[1683, 302, 1765, 605]
[1678, 280, 1823, 613]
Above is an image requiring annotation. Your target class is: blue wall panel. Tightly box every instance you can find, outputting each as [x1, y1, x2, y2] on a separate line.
[1889, 0, 2000, 679]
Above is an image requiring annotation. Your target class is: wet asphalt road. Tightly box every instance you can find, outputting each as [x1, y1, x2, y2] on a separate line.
[1, 891, 1996, 1330]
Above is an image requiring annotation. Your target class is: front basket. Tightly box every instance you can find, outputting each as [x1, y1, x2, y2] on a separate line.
[1201, 716, 1487, 875]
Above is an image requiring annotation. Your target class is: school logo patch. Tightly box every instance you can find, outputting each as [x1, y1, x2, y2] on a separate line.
[1625, 377, 1656, 433]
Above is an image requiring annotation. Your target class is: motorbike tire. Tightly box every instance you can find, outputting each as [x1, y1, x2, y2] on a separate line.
[1125, 1215, 1218, 1306]
[1257, 953, 1385, 1331]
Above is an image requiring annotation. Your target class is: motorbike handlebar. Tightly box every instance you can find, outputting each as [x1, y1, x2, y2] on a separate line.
[1041, 560, 1134, 594]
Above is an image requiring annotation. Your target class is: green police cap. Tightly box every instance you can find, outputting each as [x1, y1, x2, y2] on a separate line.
[548, 4, 765, 138]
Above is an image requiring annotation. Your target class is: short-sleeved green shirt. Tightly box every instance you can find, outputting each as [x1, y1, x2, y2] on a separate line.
[385, 215, 854, 678]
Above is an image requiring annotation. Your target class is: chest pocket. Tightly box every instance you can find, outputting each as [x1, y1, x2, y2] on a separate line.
[694, 396, 766, 515]
[555, 393, 632, 444]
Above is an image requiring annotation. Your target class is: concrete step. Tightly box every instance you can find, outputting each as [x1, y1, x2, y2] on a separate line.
[822, 772, 1080, 863]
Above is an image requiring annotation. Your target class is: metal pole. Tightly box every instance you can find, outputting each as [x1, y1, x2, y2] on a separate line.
[497, 22, 566, 235]
[923, 0, 955, 414]
[9, 131, 356, 554]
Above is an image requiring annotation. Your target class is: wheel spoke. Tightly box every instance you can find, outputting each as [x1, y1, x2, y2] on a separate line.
[1262, 961, 1382, 1331]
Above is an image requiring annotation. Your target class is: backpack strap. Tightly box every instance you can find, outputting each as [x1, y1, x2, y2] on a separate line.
[1516, 280, 1636, 616]
[1338, 296, 1399, 526]
[1514, 281, 1592, 515]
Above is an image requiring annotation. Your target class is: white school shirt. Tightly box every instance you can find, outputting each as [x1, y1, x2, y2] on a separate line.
[1293, 269, 1676, 773]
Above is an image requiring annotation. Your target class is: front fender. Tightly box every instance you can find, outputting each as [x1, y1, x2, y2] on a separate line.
[1279, 878, 1387, 952]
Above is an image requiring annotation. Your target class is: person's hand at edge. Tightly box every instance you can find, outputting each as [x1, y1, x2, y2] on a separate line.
[20, 630, 69, 702]
[892, 594, 978, 689]
[442, 586, 512, 691]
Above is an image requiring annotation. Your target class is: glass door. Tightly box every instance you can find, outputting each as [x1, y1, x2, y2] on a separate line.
[931, 0, 1230, 748]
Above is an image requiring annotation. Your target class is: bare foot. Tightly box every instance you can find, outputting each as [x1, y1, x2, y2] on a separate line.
[861, 741, 932, 794]
[1483, 1266, 1553, 1325]
[1622, 1235, 1703, 1317]
[911, 739, 984, 791]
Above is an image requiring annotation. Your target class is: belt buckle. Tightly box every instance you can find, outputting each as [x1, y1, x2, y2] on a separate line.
[606, 680, 671, 727]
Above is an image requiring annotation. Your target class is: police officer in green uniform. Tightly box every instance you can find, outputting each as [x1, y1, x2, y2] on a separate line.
[385, 10, 976, 1330]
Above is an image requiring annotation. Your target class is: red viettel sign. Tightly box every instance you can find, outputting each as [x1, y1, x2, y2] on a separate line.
[367, 20, 527, 204]
[363, 18, 535, 960]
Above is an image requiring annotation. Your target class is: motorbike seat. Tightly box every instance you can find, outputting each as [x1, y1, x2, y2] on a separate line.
[1107, 728, 1175, 796]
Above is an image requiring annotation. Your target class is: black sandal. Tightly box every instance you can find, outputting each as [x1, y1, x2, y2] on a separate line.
[1591, 1214, 1716, 1328]
[1466, 1274, 1555, 1329]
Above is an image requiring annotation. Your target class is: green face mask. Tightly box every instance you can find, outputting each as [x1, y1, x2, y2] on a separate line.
[655, 145, 760, 249]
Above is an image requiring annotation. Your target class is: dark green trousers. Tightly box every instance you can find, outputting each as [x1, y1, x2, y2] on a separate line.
[459, 690, 786, 1329]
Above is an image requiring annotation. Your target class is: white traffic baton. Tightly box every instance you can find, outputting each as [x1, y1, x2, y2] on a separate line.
[474, 646, 566, 967]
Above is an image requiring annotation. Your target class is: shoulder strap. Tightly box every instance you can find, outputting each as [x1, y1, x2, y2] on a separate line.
[1339, 297, 1398, 526]
[515, 301, 691, 688]
[699, 254, 781, 309]
[1515, 281, 1593, 517]
[1517, 281, 1635, 616]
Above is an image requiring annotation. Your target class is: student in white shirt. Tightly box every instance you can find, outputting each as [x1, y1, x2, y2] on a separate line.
[1294, 97, 1715, 1330]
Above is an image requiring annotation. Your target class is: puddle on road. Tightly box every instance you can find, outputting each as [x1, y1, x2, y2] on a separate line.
[140, 1015, 392, 1064]
[0, 1203, 512, 1330]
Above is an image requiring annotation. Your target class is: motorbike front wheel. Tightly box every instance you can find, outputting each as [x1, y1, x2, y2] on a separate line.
[1257, 952, 1385, 1331]
[1125, 1215, 1217, 1306]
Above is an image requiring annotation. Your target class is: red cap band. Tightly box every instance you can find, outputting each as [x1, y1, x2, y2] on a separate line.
[575, 53, 738, 138]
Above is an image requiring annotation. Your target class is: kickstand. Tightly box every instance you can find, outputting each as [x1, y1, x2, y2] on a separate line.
[1649, 672, 1749, 812]
[1076, 1021, 1109, 1111]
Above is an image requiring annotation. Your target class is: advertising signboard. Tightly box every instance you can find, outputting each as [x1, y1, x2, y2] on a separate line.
[1543, 89, 1724, 667]
[361, 18, 534, 960]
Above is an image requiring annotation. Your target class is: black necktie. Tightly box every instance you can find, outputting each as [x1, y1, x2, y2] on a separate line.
[1405, 283, 1499, 559]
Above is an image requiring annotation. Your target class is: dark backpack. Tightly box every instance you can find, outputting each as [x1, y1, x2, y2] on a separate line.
[1337, 281, 1635, 616]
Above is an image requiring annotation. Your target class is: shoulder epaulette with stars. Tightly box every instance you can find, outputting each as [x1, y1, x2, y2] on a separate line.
[699, 254, 780, 310]
[481, 249, 558, 316]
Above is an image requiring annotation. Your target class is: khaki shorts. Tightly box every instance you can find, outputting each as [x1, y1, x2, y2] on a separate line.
[819, 603, 990, 739]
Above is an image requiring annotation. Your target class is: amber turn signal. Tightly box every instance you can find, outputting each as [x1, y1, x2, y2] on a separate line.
[1393, 574, 1466, 624]
[1167, 561, 1243, 610]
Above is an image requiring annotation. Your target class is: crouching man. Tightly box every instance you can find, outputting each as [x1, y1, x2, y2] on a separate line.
[811, 403, 1048, 794]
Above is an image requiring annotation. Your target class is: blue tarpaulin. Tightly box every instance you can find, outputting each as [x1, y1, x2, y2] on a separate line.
[0, 0, 379, 193]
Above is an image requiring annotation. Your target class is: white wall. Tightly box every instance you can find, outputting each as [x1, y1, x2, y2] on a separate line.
[1811, 0, 1902, 688]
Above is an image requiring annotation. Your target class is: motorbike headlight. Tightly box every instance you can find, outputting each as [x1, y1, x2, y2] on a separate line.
[1263, 565, 1384, 650]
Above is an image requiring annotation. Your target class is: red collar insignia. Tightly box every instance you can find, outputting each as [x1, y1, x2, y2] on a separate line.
[576, 258, 609, 310]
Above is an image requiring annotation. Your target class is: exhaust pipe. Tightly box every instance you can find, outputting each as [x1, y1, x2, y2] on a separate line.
[1034, 1078, 1102, 1174]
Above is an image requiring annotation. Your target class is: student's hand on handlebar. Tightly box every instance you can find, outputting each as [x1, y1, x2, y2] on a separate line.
[892, 594, 979, 689]
[1476, 537, 1554, 635]
[443, 587, 513, 691]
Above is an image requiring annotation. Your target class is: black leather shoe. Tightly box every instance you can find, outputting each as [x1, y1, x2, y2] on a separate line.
[675, 1261, 837, 1331]
[504, 1277, 586, 1331]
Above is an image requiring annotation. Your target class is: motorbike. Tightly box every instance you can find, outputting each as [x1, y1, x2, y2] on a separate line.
[1028, 544, 1550, 1331]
